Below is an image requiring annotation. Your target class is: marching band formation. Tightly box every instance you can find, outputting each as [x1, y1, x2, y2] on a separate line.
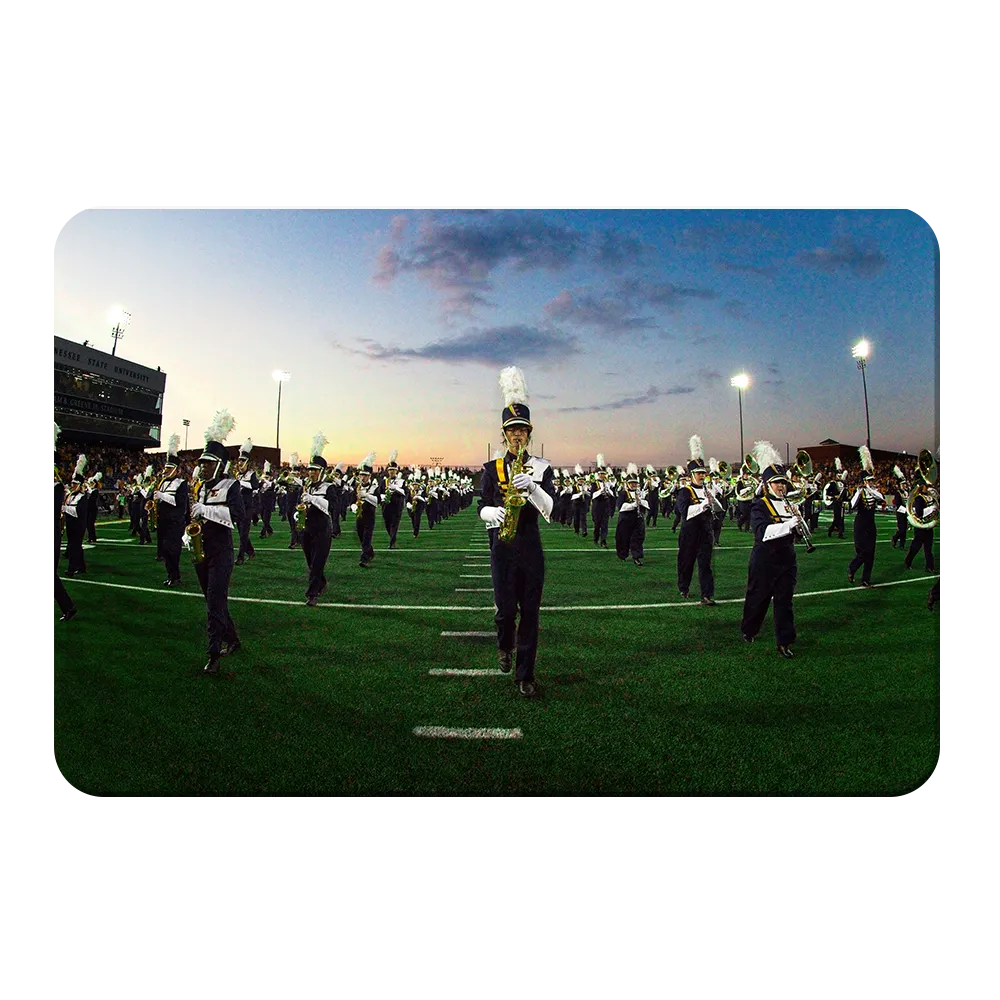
[55, 366, 939, 690]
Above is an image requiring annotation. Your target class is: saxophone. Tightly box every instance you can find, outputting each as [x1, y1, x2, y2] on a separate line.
[498, 448, 529, 542]
[186, 478, 205, 564]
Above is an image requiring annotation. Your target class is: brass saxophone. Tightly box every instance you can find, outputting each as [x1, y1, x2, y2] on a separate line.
[186, 478, 204, 564]
[498, 448, 528, 542]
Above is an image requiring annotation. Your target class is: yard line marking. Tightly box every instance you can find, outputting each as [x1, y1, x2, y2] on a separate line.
[455, 588, 493, 592]
[459, 575, 492, 578]
[428, 668, 503, 676]
[440, 631, 494, 637]
[413, 726, 522, 740]
[64, 575, 937, 611]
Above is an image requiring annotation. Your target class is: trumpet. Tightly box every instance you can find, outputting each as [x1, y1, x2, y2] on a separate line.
[785, 497, 816, 553]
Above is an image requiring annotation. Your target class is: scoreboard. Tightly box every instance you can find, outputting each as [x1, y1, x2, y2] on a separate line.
[54, 336, 167, 448]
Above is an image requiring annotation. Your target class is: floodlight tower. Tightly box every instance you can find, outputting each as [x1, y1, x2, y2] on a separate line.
[109, 305, 131, 357]
[730, 373, 750, 461]
[852, 339, 872, 450]
[272, 370, 291, 457]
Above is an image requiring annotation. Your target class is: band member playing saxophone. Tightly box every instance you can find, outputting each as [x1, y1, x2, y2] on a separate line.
[477, 366, 555, 698]
[615, 464, 647, 566]
[354, 451, 379, 568]
[676, 434, 718, 606]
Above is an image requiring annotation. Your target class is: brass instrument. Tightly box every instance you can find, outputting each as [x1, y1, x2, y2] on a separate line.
[498, 448, 529, 542]
[355, 475, 367, 514]
[906, 448, 939, 529]
[186, 478, 204, 564]
[735, 457, 760, 502]
[786, 450, 812, 502]
[717, 460, 731, 479]
[785, 496, 816, 553]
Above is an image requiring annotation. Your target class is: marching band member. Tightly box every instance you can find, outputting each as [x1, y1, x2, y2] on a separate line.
[258, 460, 276, 538]
[847, 446, 881, 588]
[188, 410, 245, 676]
[644, 465, 660, 528]
[708, 459, 726, 545]
[571, 464, 590, 538]
[676, 435, 719, 606]
[354, 451, 379, 568]
[904, 453, 937, 573]
[85, 471, 102, 543]
[890, 465, 909, 550]
[826, 458, 847, 538]
[62, 454, 89, 577]
[407, 469, 428, 536]
[740, 441, 804, 658]
[590, 455, 614, 548]
[301, 433, 335, 607]
[904, 491, 937, 573]
[615, 464, 647, 565]
[285, 452, 303, 549]
[326, 462, 346, 539]
[557, 469, 574, 526]
[155, 434, 189, 587]
[136, 467, 154, 545]
[381, 449, 407, 549]
[478, 366, 555, 698]
[235, 438, 258, 565]
[54, 424, 77, 621]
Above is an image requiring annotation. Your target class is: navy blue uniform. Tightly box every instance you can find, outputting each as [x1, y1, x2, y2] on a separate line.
[741, 495, 799, 646]
[155, 474, 189, 584]
[478, 454, 555, 684]
[614, 488, 646, 562]
[847, 485, 879, 584]
[302, 481, 335, 599]
[676, 484, 716, 599]
[55, 481, 75, 615]
[192, 476, 244, 659]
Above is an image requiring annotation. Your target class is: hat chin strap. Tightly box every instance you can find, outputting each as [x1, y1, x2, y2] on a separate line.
[503, 428, 531, 452]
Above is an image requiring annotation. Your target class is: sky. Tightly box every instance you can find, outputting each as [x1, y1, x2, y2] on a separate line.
[54, 209, 937, 468]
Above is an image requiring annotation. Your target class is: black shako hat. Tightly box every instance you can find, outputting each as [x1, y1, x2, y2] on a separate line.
[502, 402, 532, 431]
[686, 458, 707, 475]
[199, 440, 229, 465]
[761, 462, 791, 487]
[308, 454, 328, 470]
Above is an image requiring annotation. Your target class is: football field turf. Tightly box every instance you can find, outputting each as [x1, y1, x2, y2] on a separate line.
[54, 508, 939, 796]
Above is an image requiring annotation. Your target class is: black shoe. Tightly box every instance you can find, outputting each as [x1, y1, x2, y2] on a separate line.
[359, 560, 370, 568]
[861, 581, 873, 588]
[517, 680, 539, 698]
[59, 607, 77, 622]
[903, 560, 912, 570]
[633, 558, 643, 566]
[220, 640, 241, 656]
[679, 590, 689, 599]
[498, 649, 513, 674]
[248, 550, 256, 560]
[777, 645, 794, 659]
[601, 541, 607, 548]
[847, 572, 855, 583]
[306, 595, 318, 607]
[288, 543, 296, 549]
[166, 579, 180, 587]
[163, 579, 171, 586]
[202, 657, 221, 676]
[700, 597, 717, 606]
[235, 556, 245, 566]
[155, 555, 164, 561]
[742, 632, 754, 643]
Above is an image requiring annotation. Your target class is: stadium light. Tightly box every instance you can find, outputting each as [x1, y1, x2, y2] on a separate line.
[852, 339, 872, 450]
[108, 304, 131, 358]
[730, 374, 750, 460]
[273, 370, 291, 456]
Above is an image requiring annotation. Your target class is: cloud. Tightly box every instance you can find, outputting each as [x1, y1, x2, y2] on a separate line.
[716, 261, 778, 279]
[544, 289, 658, 334]
[347, 324, 579, 366]
[557, 384, 694, 413]
[697, 368, 723, 382]
[796, 236, 887, 276]
[721, 299, 751, 320]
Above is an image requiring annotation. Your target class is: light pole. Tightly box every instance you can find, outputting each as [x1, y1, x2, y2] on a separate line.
[108, 305, 131, 357]
[852, 340, 872, 450]
[182, 418, 190, 451]
[730, 373, 749, 461]
[272, 370, 291, 457]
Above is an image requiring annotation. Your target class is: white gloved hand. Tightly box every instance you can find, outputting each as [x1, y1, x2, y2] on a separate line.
[619, 502, 636, 512]
[512, 473, 535, 494]
[191, 502, 207, 519]
[406, 503, 412, 511]
[479, 506, 506, 524]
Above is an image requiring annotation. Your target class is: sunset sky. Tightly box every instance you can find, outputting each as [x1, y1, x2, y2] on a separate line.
[54, 209, 937, 468]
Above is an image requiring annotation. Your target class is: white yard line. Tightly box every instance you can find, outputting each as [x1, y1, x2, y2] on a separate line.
[440, 631, 494, 637]
[428, 668, 503, 676]
[413, 726, 522, 740]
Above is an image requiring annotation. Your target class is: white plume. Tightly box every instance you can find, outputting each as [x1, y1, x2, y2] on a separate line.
[574, 464, 584, 475]
[311, 432, 328, 459]
[751, 440, 783, 471]
[626, 462, 638, 477]
[646, 463, 655, 474]
[498, 366, 528, 407]
[388, 448, 398, 464]
[596, 453, 605, 469]
[893, 464, 905, 480]
[290, 451, 299, 467]
[74, 454, 88, 478]
[492, 447, 505, 460]
[144, 464, 153, 479]
[263, 460, 271, 475]
[94, 472, 102, 482]
[54, 422, 61, 449]
[562, 468, 571, 477]
[859, 445, 874, 474]
[240, 437, 253, 455]
[167, 433, 181, 456]
[689, 434, 704, 462]
[205, 409, 235, 444]
[360, 450, 375, 469]
[709, 458, 718, 474]
[333, 462, 344, 473]
[835, 457, 843, 472]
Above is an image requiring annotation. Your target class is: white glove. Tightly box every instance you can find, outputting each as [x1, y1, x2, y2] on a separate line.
[380, 493, 387, 502]
[619, 502, 636, 512]
[191, 502, 207, 519]
[479, 505, 506, 525]
[511, 473, 535, 494]
[406, 503, 412, 511]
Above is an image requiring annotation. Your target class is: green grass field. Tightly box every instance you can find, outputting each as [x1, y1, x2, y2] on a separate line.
[54, 506, 939, 796]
